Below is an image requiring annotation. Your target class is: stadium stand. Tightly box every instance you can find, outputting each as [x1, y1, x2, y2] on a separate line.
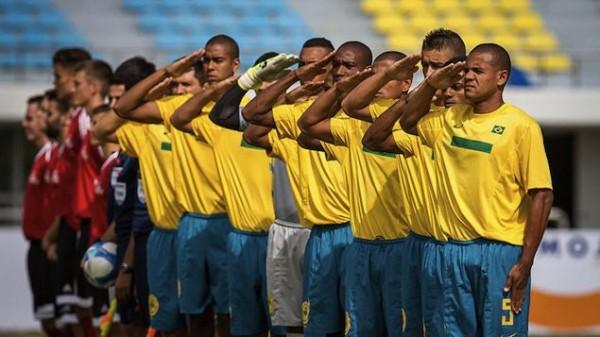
[361, 0, 572, 76]
[122, 0, 314, 69]
[0, 0, 87, 71]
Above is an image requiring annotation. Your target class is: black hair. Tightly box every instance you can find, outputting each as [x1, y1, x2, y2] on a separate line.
[44, 89, 70, 113]
[52, 48, 92, 70]
[471, 43, 512, 80]
[27, 95, 44, 105]
[337, 41, 373, 67]
[302, 37, 335, 51]
[422, 28, 466, 57]
[74, 59, 113, 97]
[113, 56, 157, 90]
[374, 51, 406, 63]
[206, 34, 240, 59]
[254, 52, 279, 66]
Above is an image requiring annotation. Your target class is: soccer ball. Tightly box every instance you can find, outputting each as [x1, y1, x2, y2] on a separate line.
[82, 241, 118, 288]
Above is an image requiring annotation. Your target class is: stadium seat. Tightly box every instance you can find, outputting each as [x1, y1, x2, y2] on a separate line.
[431, 0, 462, 15]
[498, 0, 532, 14]
[464, 0, 495, 13]
[360, 0, 393, 15]
[513, 53, 538, 72]
[395, 0, 428, 16]
[374, 14, 400, 34]
[462, 33, 486, 50]
[491, 33, 522, 52]
[477, 13, 508, 33]
[443, 14, 474, 34]
[409, 14, 440, 35]
[387, 34, 421, 54]
[510, 11, 544, 32]
[524, 32, 558, 52]
[540, 53, 572, 73]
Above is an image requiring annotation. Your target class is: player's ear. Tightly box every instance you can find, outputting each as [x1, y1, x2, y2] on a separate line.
[233, 58, 241, 73]
[496, 69, 509, 87]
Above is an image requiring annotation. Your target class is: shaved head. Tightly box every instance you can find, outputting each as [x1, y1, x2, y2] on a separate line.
[337, 41, 372, 68]
[374, 51, 406, 63]
[470, 43, 512, 78]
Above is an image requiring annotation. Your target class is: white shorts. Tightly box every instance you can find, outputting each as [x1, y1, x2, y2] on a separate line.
[266, 219, 311, 327]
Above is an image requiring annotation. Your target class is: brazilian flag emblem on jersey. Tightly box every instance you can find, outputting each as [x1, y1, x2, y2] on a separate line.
[492, 125, 506, 135]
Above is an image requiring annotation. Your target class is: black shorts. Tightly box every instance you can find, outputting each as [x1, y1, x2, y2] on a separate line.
[56, 218, 93, 308]
[27, 240, 57, 320]
[134, 231, 150, 327]
[56, 218, 109, 325]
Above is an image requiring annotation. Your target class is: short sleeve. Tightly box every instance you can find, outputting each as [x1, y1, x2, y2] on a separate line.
[191, 114, 220, 146]
[517, 122, 553, 191]
[392, 126, 420, 156]
[330, 117, 352, 147]
[272, 100, 313, 140]
[268, 130, 285, 159]
[156, 94, 193, 130]
[416, 104, 451, 147]
[116, 122, 144, 157]
[368, 98, 396, 120]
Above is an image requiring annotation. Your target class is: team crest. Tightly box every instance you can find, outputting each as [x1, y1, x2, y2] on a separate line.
[345, 312, 351, 336]
[492, 125, 506, 135]
[302, 300, 310, 327]
[148, 294, 159, 317]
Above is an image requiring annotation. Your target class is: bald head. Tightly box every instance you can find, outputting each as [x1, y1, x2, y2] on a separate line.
[470, 43, 511, 78]
[337, 41, 372, 68]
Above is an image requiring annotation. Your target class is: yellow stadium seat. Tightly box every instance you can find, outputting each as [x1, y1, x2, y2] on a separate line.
[491, 33, 523, 52]
[374, 13, 401, 34]
[513, 53, 539, 72]
[361, 0, 393, 15]
[477, 13, 508, 33]
[464, 0, 495, 13]
[409, 14, 441, 35]
[395, 0, 428, 15]
[498, 0, 532, 14]
[524, 32, 558, 52]
[387, 34, 421, 53]
[443, 14, 475, 34]
[462, 33, 486, 50]
[540, 53, 572, 73]
[510, 11, 544, 32]
[431, 0, 462, 15]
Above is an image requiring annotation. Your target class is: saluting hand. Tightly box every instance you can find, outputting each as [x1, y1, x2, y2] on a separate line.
[165, 48, 205, 77]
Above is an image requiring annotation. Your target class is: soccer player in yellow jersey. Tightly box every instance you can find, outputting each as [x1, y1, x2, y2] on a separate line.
[298, 51, 416, 337]
[171, 52, 302, 337]
[348, 29, 467, 337]
[112, 35, 240, 337]
[243, 41, 373, 337]
[400, 43, 554, 337]
[215, 38, 335, 337]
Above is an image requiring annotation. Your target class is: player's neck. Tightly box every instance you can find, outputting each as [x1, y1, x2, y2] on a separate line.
[473, 93, 504, 114]
[34, 134, 49, 148]
[85, 95, 105, 112]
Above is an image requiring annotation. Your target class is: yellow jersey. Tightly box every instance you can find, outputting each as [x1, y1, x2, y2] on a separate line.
[191, 115, 274, 232]
[369, 100, 447, 240]
[417, 103, 553, 245]
[325, 115, 410, 240]
[116, 122, 183, 230]
[272, 101, 350, 226]
[268, 132, 310, 227]
[156, 94, 226, 216]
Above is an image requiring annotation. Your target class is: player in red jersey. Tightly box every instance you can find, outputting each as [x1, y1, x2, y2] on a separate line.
[22, 94, 62, 337]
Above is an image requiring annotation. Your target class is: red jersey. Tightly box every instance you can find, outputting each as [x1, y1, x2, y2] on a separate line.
[46, 144, 79, 230]
[74, 132, 104, 220]
[89, 151, 119, 242]
[22, 142, 54, 240]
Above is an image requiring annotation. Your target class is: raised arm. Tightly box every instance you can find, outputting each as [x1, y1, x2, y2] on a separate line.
[297, 132, 324, 151]
[243, 124, 274, 151]
[114, 49, 204, 124]
[171, 76, 237, 134]
[242, 52, 334, 127]
[299, 68, 372, 143]
[93, 110, 126, 143]
[342, 54, 420, 121]
[210, 53, 298, 130]
[504, 188, 553, 314]
[400, 62, 464, 134]
[362, 97, 408, 153]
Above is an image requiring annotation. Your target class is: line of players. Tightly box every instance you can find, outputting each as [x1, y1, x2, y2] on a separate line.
[21, 27, 553, 337]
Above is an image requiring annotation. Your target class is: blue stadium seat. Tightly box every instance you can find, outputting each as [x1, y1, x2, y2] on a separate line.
[0, 53, 19, 69]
